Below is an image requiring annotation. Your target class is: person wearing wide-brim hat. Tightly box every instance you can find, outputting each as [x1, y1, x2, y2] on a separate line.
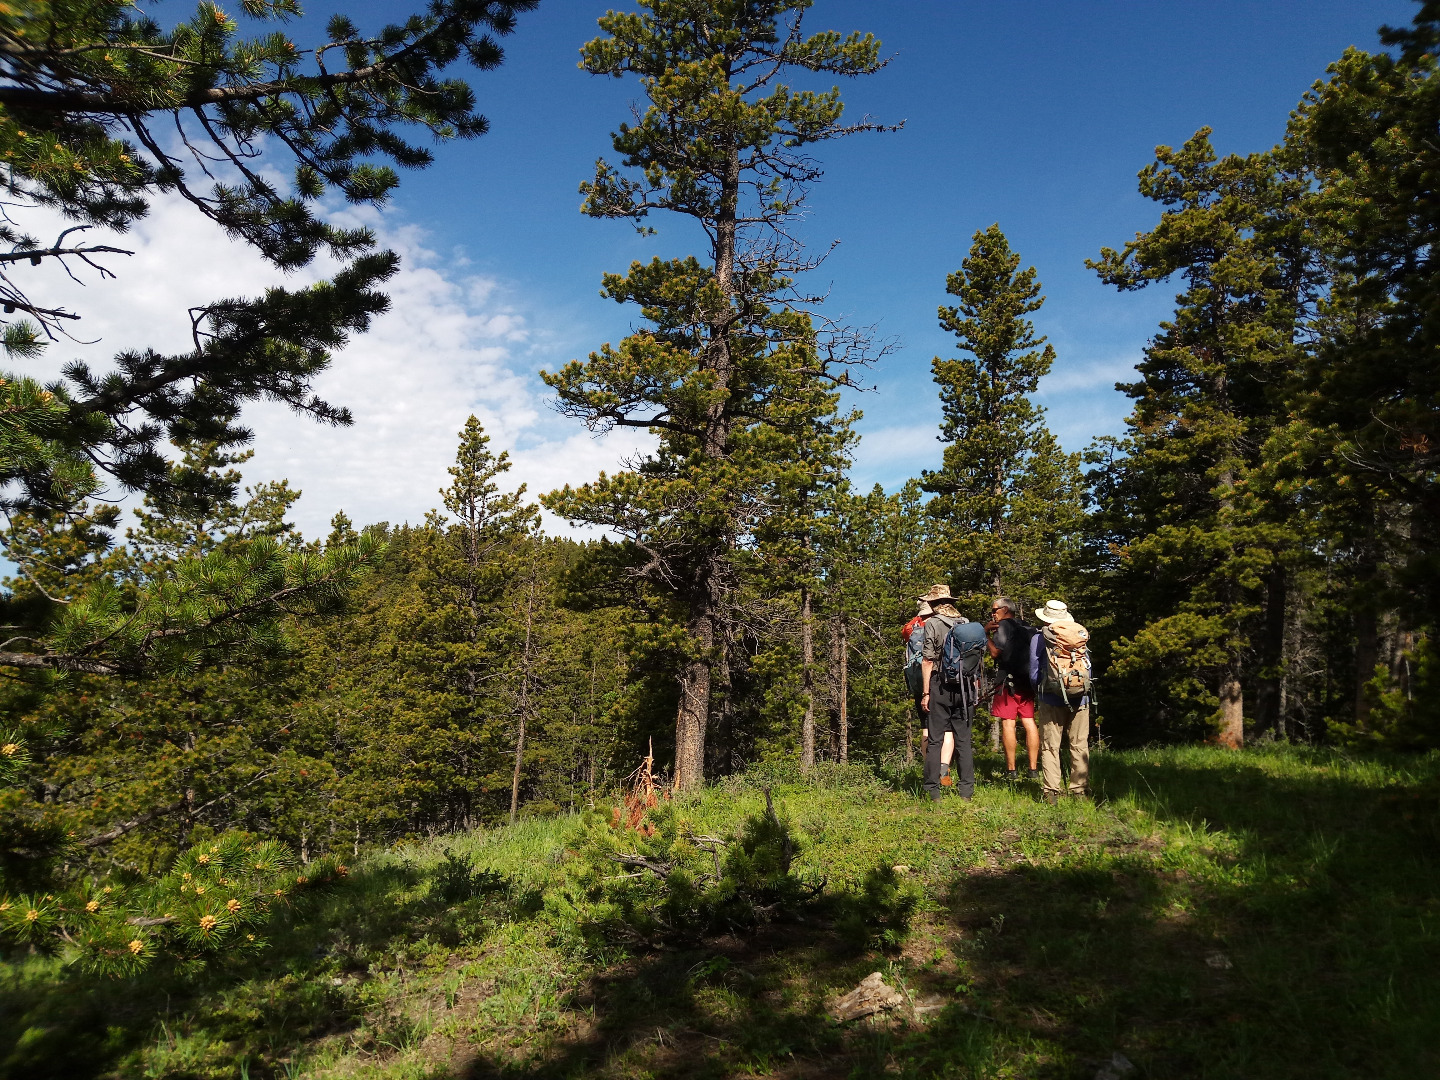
[917, 584, 961, 614]
[1027, 599, 1093, 804]
[915, 584, 977, 801]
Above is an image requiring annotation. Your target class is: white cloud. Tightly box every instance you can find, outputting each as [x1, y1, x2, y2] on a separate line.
[850, 421, 939, 492]
[6, 197, 650, 540]
[1037, 355, 1139, 395]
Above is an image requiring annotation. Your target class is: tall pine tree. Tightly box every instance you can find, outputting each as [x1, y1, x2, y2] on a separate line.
[1088, 131, 1314, 746]
[922, 225, 1084, 615]
[541, 0, 889, 789]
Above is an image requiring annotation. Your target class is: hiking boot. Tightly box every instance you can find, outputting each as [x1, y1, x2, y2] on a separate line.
[1043, 791, 1059, 806]
[940, 763, 953, 787]
[1027, 768, 1040, 780]
[1004, 768, 1018, 782]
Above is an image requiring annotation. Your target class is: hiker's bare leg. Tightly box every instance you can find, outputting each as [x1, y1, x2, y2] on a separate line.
[1020, 716, 1040, 770]
[941, 731, 955, 765]
[1001, 717, 1018, 770]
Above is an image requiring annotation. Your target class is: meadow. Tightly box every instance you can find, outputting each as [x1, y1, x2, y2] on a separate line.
[3, 744, 1436, 1080]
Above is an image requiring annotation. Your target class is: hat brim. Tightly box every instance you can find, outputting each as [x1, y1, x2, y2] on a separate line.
[1035, 607, 1073, 624]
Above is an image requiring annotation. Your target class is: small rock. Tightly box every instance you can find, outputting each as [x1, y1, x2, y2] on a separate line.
[330, 977, 344, 987]
[1095, 1051, 1136, 1080]
[827, 971, 906, 1022]
[1205, 952, 1233, 970]
[892, 864, 911, 874]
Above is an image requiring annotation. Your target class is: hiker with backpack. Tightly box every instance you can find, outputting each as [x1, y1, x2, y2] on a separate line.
[984, 597, 1040, 782]
[1030, 599, 1093, 804]
[903, 599, 933, 759]
[917, 584, 986, 801]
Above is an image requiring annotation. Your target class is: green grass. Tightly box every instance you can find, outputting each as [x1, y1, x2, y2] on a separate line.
[2, 745, 1437, 1079]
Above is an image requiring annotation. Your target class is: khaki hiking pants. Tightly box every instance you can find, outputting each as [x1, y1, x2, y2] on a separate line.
[1038, 701, 1090, 796]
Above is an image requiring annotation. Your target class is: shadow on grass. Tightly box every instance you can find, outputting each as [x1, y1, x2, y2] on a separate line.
[451, 750, 1440, 1080]
[887, 750, 1440, 1080]
[0, 857, 527, 1080]
[454, 918, 912, 1080]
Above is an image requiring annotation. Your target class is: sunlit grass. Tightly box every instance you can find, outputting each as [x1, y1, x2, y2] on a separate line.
[2, 744, 1436, 1078]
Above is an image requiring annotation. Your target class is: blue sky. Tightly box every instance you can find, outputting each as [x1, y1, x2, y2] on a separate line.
[342, 0, 1405, 490]
[25, 1, 1413, 538]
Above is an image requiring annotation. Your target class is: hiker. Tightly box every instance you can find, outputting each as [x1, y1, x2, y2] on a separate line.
[917, 584, 985, 801]
[984, 597, 1039, 781]
[1030, 599, 1093, 804]
[903, 600, 933, 760]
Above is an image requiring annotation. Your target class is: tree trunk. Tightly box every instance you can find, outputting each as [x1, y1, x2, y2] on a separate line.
[838, 613, 849, 764]
[511, 548, 538, 824]
[509, 713, 526, 825]
[1257, 566, 1286, 736]
[1354, 601, 1378, 726]
[674, 601, 714, 791]
[673, 134, 741, 793]
[993, 459, 1005, 597]
[715, 634, 734, 776]
[1217, 669, 1244, 748]
[800, 584, 815, 771]
[1278, 579, 1304, 740]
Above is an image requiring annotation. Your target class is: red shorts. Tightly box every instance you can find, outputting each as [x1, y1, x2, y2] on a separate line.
[990, 684, 1035, 720]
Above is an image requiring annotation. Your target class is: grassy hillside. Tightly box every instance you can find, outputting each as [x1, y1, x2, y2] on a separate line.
[3, 745, 1437, 1079]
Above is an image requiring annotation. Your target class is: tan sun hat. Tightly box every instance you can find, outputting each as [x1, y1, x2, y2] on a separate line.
[1035, 599, 1075, 624]
[917, 584, 957, 605]
[915, 600, 934, 617]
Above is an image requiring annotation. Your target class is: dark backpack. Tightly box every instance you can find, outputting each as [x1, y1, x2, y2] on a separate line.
[939, 620, 987, 700]
[902, 620, 926, 697]
[996, 620, 1038, 692]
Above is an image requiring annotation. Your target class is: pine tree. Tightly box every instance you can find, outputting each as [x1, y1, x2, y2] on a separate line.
[1087, 130, 1314, 746]
[1277, 9, 1440, 744]
[317, 418, 535, 836]
[749, 337, 857, 771]
[922, 225, 1084, 615]
[0, 1, 536, 507]
[541, 0, 889, 789]
[0, 450, 351, 969]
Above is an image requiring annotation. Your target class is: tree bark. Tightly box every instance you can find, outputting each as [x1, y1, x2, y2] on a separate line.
[1354, 600, 1378, 726]
[1217, 670, 1244, 748]
[801, 584, 815, 771]
[1257, 566, 1287, 736]
[1278, 578, 1303, 740]
[510, 547, 538, 824]
[672, 120, 742, 793]
[993, 459, 1005, 597]
[674, 617, 712, 790]
[715, 634, 735, 776]
[838, 613, 849, 764]
[1214, 441, 1244, 748]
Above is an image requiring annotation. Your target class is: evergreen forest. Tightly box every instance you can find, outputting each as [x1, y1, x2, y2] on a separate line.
[0, 3, 1437, 1078]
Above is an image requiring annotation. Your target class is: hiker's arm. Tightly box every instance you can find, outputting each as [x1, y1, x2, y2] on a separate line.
[986, 622, 1003, 660]
[921, 658, 933, 703]
[1029, 632, 1042, 686]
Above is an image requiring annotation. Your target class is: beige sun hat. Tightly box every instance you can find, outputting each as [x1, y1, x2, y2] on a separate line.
[915, 599, 934, 617]
[917, 584, 957, 605]
[1035, 599, 1075, 624]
